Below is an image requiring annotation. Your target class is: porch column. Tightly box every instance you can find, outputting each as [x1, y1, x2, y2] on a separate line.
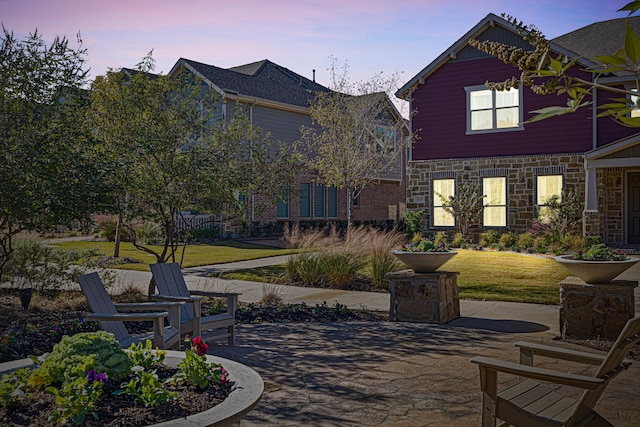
[584, 165, 598, 211]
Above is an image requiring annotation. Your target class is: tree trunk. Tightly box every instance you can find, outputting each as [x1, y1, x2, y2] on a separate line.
[113, 213, 122, 258]
[346, 188, 353, 228]
[147, 275, 156, 297]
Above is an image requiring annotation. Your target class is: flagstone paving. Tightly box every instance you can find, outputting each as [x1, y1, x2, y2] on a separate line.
[209, 320, 640, 426]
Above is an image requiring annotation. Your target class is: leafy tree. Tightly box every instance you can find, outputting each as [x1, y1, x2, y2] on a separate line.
[0, 27, 104, 278]
[298, 57, 409, 226]
[437, 181, 484, 243]
[468, 1, 640, 126]
[89, 54, 300, 294]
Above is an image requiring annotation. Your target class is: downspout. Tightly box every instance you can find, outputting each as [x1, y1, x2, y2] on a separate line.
[583, 87, 599, 236]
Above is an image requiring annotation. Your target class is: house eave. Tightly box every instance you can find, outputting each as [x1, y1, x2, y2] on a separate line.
[585, 132, 640, 160]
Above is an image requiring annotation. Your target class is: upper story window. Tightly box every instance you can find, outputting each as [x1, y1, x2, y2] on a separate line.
[630, 88, 640, 117]
[465, 85, 523, 134]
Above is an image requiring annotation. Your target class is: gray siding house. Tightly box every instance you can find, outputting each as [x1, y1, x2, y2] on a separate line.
[169, 58, 406, 233]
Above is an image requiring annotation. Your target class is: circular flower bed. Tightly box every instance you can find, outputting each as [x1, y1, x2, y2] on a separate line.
[0, 332, 234, 426]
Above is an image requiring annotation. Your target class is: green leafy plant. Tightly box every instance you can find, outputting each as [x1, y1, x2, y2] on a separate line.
[46, 370, 107, 425]
[404, 210, 424, 236]
[498, 232, 517, 250]
[116, 367, 177, 407]
[28, 331, 131, 388]
[573, 243, 629, 261]
[171, 336, 228, 390]
[400, 238, 449, 252]
[126, 340, 166, 371]
[479, 229, 499, 247]
[0, 368, 31, 407]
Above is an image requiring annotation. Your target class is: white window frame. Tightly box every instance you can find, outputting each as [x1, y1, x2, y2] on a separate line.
[433, 179, 455, 227]
[465, 85, 524, 134]
[482, 177, 507, 227]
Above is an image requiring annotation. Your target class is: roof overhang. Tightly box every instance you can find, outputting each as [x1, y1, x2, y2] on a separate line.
[585, 132, 640, 169]
[396, 13, 594, 100]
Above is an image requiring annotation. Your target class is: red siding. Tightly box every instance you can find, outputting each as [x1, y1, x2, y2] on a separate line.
[411, 57, 596, 160]
[597, 88, 640, 146]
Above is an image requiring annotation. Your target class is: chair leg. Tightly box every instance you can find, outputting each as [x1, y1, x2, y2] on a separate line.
[228, 324, 235, 345]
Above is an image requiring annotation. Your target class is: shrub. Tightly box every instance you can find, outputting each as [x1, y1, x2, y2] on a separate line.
[434, 231, 448, 247]
[534, 236, 549, 254]
[404, 210, 424, 236]
[3, 239, 103, 304]
[451, 232, 466, 248]
[28, 332, 132, 389]
[561, 233, 583, 252]
[517, 232, 535, 249]
[498, 232, 517, 250]
[582, 235, 602, 250]
[320, 251, 363, 288]
[286, 251, 325, 286]
[479, 229, 499, 247]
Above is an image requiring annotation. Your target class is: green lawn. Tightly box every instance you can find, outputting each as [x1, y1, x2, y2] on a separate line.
[50, 240, 297, 271]
[222, 249, 571, 305]
[51, 241, 570, 304]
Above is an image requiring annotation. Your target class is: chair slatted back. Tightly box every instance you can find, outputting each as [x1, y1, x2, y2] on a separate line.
[568, 316, 640, 424]
[151, 263, 194, 322]
[77, 272, 130, 343]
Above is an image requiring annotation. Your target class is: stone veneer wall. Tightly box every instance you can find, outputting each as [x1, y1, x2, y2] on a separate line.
[601, 168, 625, 246]
[406, 153, 585, 242]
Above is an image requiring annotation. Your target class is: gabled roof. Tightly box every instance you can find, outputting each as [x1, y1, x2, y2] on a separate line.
[552, 16, 640, 60]
[396, 13, 513, 100]
[396, 13, 624, 99]
[170, 58, 330, 109]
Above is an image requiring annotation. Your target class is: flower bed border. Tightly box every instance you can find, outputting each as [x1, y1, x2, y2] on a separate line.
[0, 351, 264, 427]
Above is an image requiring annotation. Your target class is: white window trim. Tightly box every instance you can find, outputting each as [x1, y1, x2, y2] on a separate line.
[465, 85, 524, 135]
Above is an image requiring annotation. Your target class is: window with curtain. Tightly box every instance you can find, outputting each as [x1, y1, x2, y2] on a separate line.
[483, 177, 506, 227]
[537, 175, 563, 218]
[466, 85, 522, 133]
[433, 179, 455, 227]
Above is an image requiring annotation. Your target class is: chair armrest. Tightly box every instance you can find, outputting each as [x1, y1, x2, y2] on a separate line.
[151, 294, 203, 303]
[85, 312, 167, 322]
[113, 302, 184, 310]
[189, 290, 242, 298]
[470, 356, 605, 389]
[514, 341, 632, 369]
[113, 302, 183, 329]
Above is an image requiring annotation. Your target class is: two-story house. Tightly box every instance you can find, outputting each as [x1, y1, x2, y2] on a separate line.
[169, 58, 406, 233]
[396, 13, 640, 247]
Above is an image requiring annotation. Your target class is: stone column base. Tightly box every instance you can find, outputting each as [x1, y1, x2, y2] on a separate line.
[387, 270, 460, 324]
[559, 276, 637, 339]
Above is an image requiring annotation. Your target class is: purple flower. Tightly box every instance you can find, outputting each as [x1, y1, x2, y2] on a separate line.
[87, 370, 108, 384]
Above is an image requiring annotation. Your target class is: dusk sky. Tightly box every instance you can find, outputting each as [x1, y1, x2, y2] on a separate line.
[1, 0, 630, 99]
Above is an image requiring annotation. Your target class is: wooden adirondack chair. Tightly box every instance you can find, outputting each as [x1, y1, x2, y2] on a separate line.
[78, 272, 183, 350]
[150, 262, 240, 345]
[470, 316, 640, 426]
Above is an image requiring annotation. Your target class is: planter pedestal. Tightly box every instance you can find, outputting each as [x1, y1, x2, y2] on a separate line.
[559, 276, 637, 340]
[387, 270, 460, 324]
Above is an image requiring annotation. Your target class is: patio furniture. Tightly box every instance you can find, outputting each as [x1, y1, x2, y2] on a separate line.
[78, 272, 183, 349]
[470, 315, 640, 426]
[150, 262, 240, 345]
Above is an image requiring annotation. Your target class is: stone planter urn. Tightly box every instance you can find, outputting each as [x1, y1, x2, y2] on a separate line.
[0, 350, 264, 427]
[554, 255, 640, 284]
[391, 250, 457, 273]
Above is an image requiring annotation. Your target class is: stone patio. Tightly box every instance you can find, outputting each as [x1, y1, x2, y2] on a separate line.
[209, 320, 640, 426]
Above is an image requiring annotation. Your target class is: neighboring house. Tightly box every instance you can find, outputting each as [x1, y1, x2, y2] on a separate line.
[396, 13, 640, 247]
[169, 58, 406, 233]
